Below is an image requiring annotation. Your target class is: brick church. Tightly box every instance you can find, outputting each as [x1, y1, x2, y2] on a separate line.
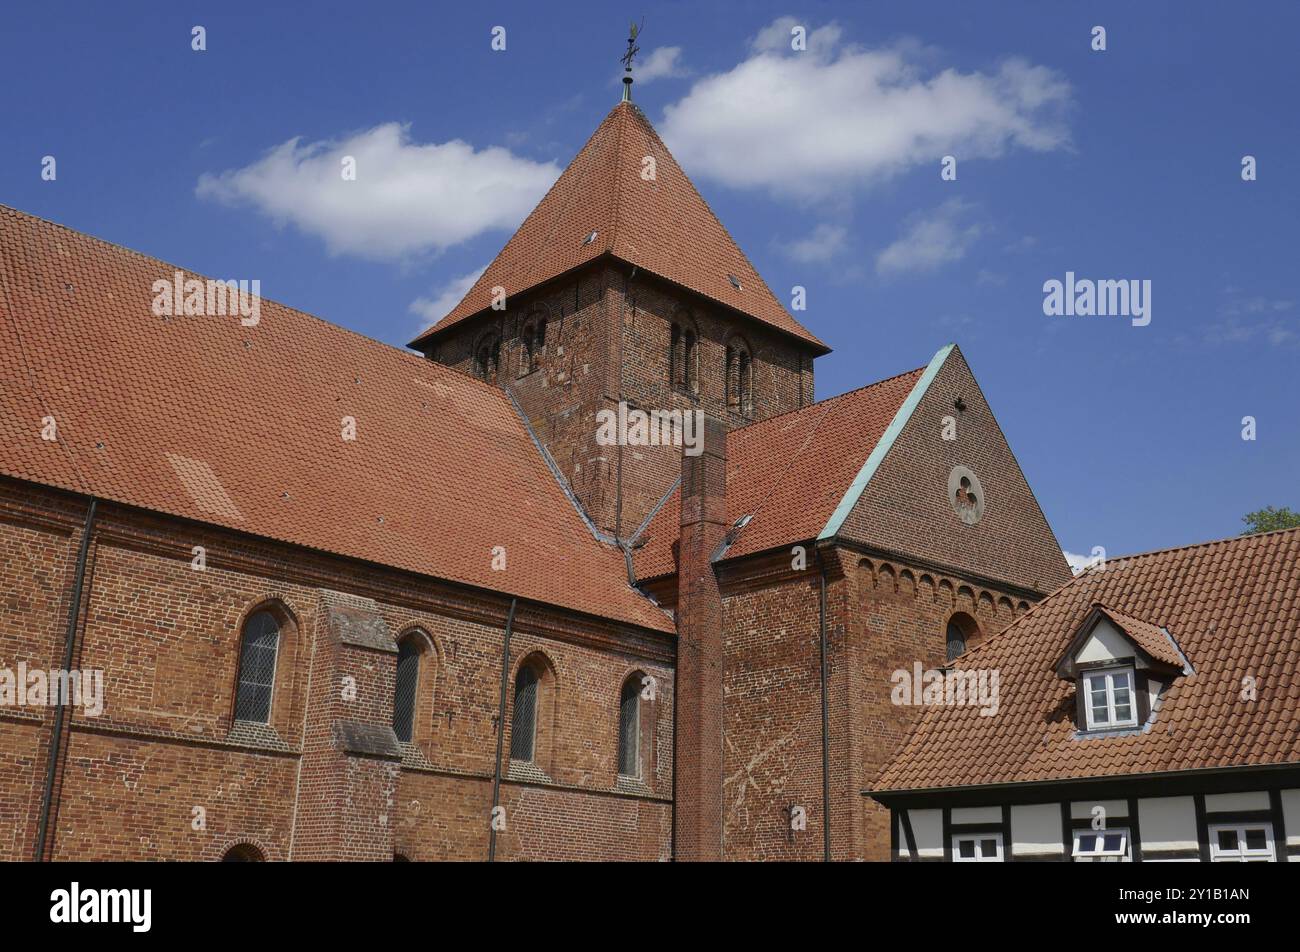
[0, 86, 1070, 860]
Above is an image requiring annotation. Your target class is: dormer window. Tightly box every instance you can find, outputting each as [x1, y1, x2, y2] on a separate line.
[1082, 666, 1137, 730]
[1054, 604, 1191, 735]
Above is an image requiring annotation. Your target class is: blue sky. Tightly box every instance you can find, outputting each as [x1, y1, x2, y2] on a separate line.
[3, 1, 1297, 565]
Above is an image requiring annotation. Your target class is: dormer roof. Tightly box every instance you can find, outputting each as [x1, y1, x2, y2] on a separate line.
[1053, 603, 1191, 679]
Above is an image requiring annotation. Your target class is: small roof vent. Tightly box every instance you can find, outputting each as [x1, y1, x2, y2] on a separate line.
[582, 229, 598, 246]
[727, 274, 742, 290]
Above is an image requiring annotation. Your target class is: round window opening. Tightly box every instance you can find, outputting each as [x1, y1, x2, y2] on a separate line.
[947, 465, 985, 526]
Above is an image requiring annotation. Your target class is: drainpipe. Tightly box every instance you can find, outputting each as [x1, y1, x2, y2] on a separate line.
[818, 550, 832, 862]
[34, 495, 98, 861]
[670, 629, 678, 862]
[487, 596, 518, 862]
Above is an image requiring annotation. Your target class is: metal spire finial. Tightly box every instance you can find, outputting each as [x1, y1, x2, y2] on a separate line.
[620, 20, 642, 102]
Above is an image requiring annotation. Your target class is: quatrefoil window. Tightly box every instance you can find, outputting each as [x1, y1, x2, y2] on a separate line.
[947, 466, 985, 526]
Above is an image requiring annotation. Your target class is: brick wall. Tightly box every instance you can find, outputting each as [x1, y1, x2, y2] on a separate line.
[718, 553, 827, 860]
[421, 260, 816, 539]
[839, 345, 1071, 594]
[838, 550, 1033, 860]
[0, 483, 79, 860]
[713, 544, 1037, 862]
[0, 477, 674, 861]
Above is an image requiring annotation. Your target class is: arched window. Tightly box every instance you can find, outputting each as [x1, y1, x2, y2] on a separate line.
[474, 335, 500, 383]
[520, 318, 544, 375]
[234, 610, 280, 723]
[222, 843, 264, 862]
[945, 620, 966, 662]
[510, 664, 539, 762]
[738, 351, 752, 414]
[670, 323, 681, 386]
[670, 318, 698, 393]
[945, 612, 980, 663]
[617, 675, 642, 778]
[393, 635, 421, 743]
[726, 345, 736, 406]
[683, 328, 698, 393]
[726, 339, 753, 415]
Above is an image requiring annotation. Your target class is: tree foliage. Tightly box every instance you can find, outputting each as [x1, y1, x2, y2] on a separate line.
[1241, 506, 1300, 535]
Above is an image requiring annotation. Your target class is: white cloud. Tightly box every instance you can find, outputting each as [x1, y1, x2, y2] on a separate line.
[1063, 550, 1095, 575]
[782, 223, 848, 263]
[752, 18, 843, 54]
[876, 199, 981, 276]
[410, 265, 488, 330]
[1206, 295, 1298, 347]
[633, 46, 687, 84]
[1003, 234, 1039, 254]
[197, 123, 559, 261]
[659, 18, 1070, 198]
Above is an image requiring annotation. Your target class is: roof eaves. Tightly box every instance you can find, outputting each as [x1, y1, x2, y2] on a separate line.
[869, 760, 1300, 801]
[816, 343, 954, 542]
[409, 250, 828, 355]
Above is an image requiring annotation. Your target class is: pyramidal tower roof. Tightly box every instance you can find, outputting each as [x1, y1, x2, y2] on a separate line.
[410, 101, 828, 353]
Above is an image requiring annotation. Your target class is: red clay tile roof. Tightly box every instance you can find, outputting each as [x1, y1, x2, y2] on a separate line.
[1091, 604, 1188, 672]
[875, 527, 1300, 792]
[632, 367, 925, 580]
[409, 102, 828, 354]
[0, 205, 671, 633]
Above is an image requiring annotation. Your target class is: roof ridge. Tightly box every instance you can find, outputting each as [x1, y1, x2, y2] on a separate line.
[607, 103, 631, 256]
[416, 110, 605, 334]
[625, 104, 808, 342]
[0, 204, 504, 392]
[415, 103, 621, 341]
[732, 363, 927, 436]
[1076, 522, 1300, 571]
[962, 524, 1300, 664]
[1093, 602, 1154, 622]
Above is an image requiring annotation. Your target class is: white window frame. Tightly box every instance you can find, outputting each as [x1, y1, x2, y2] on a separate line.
[1072, 827, 1131, 862]
[1082, 665, 1138, 730]
[1208, 822, 1275, 862]
[951, 832, 1003, 863]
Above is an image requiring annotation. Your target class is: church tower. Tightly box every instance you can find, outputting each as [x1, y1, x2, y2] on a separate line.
[410, 82, 828, 540]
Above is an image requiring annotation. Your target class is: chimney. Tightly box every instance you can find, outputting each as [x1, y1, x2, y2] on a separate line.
[674, 415, 727, 861]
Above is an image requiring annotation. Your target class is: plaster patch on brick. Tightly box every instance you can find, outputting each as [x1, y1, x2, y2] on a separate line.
[723, 731, 795, 828]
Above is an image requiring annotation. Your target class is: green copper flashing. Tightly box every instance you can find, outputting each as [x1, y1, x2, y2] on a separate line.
[817, 343, 955, 542]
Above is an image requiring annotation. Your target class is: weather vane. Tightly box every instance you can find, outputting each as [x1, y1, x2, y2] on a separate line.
[621, 19, 643, 102]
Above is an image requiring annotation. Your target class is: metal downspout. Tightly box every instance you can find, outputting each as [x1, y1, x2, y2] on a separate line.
[819, 553, 832, 862]
[488, 596, 518, 862]
[34, 495, 98, 861]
